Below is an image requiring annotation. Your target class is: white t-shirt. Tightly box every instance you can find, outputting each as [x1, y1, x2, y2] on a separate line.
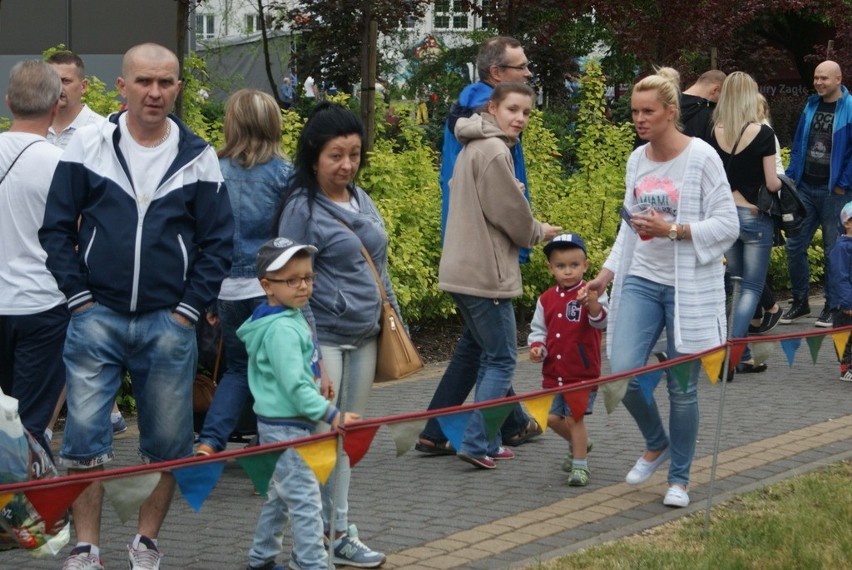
[118, 114, 179, 213]
[627, 149, 686, 287]
[0, 133, 65, 314]
[304, 76, 316, 98]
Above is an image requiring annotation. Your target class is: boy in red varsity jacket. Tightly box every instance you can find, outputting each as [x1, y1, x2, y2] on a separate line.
[528, 233, 607, 486]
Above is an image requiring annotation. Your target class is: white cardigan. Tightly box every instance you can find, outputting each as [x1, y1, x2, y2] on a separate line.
[604, 138, 739, 355]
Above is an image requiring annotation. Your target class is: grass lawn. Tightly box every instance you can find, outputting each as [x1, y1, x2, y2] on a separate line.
[531, 460, 852, 569]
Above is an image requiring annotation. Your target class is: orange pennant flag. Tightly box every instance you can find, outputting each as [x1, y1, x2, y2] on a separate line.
[342, 425, 380, 468]
[522, 394, 554, 435]
[25, 481, 89, 530]
[832, 330, 851, 361]
[701, 349, 726, 385]
[294, 438, 338, 485]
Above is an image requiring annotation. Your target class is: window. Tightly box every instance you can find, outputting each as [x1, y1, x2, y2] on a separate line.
[195, 14, 215, 40]
[245, 13, 261, 33]
[433, 0, 469, 31]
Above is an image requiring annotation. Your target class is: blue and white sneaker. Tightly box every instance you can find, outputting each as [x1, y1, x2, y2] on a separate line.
[332, 526, 386, 568]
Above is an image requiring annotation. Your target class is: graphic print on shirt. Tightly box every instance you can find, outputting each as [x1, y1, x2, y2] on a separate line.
[634, 174, 680, 222]
[565, 300, 581, 322]
[805, 102, 835, 182]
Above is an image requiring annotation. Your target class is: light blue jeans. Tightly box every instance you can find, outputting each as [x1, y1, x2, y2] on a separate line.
[726, 207, 775, 361]
[248, 420, 327, 570]
[451, 293, 517, 458]
[609, 276, 700, 487]
[61, 303, 196, 467]
[317, 338, 377, 535]
[785, 180, 850, 304]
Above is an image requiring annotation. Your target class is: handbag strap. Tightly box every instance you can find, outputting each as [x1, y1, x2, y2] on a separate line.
[0, 140, 42, 187]
[725, 123, 751, 169]
[211, 332, 224, 382]
[335, 219, 390, 303]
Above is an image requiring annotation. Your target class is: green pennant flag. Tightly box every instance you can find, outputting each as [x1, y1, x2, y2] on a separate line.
[671, 361, 695, 393]
[237, 451, 283, 496]
[806, 335, 825, 364]
[481, 404, 513, 441]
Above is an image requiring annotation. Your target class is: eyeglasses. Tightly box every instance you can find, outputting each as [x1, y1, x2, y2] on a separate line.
[499, 63, 531, 71]
[265, 274, 317, 288]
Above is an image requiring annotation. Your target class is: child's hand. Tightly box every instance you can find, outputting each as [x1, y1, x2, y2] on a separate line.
[577, 285, 598, 306]
[530, 346, 544, 362]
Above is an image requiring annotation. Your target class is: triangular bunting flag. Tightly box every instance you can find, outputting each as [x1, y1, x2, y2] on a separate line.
[729, 344, 746, 368]
[387, 419, 426, 457]
[671, 361, 695, 393]
[0, 493, 12, 510]
[780, 337, 801, 367]
[25, 481, 89, 530]
[700, 349, 726, 384]
[294, 438, 338, 485]
[832, 330, 851, 361]
[173, 462, 225, 512]
[103, 472, 161, 523]
[636, 370, 663, 404]
[342, 425, 380, 467]
[750, 341, 773, 367]
[237, 450, 283, 496]
[522, 395, 554, 435]
[481, 404, 513, 441]
[436, 412, 473, 452]
[602, 379, 629, 414]
[562, 390, 590, 423]
[806, 335, 825, 364]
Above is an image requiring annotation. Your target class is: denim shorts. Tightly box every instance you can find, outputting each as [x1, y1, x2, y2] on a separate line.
[60, 303, 197, 468]
[550, 388, 597, 417]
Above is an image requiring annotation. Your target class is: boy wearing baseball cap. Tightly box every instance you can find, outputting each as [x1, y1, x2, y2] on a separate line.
[829, 203, 852, 382]
[528, 233, 608, 486]
[241, 237, 360, 570]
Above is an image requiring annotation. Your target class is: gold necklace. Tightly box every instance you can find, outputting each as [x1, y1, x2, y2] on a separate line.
[135, 121, 171, 148]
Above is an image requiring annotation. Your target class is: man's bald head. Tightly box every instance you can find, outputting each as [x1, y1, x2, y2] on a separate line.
[814, 60, 843, 102]
[122, 43, 179, 77]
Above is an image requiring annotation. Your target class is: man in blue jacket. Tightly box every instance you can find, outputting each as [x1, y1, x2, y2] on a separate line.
[40, 43, 233, 570]
[418, 36, 543, 456]
[781, 60, 852, 328]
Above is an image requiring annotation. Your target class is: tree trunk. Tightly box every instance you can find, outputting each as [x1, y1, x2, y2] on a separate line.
[257, 0, 282, 106]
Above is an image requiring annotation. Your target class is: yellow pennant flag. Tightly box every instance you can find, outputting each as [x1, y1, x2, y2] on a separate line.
[0, 493, 12, 510]
[294, 438, 338, 485]
[522, 394, 554, 435]
[832, 330, 851, 361]
[700, 349, 726, 385]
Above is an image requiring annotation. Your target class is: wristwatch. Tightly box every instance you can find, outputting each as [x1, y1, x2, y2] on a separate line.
[667, 224, 678, 240]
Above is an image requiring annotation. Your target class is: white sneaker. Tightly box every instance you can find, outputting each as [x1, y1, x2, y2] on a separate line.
[128, 536, 161, 569]
[625, 447, 670, 485]
[840, 370, 852, 382]
[663, 485, 690, 508]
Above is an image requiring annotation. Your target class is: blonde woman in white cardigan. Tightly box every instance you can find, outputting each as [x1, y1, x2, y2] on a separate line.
[587, 68, 738, 508]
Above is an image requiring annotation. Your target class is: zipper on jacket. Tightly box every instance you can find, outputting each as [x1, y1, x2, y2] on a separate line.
[83, 227, 97, 270]
[177, 234, 188, 281]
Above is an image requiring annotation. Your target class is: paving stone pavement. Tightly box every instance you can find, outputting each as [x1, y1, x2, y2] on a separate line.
[5, 296, 852, 569]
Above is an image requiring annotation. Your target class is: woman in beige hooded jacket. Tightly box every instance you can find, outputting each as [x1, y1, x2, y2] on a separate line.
[439, 82, 561, 469]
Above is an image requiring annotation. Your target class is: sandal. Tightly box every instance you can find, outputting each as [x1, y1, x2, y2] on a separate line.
[414, 437, 455, 456]
[502, 419, 543, 447]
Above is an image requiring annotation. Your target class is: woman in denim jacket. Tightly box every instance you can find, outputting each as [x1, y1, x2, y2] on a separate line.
[195, 89, 292, 456]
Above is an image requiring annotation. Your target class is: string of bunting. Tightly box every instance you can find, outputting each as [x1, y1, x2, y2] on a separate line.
[1, 325, 850, 533]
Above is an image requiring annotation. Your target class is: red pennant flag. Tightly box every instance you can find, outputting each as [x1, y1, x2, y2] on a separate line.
[342, 425, 380, 468]
[25, 481, 89, 530]
[563, 390, 590, 423]
[729, 344, 746, 368]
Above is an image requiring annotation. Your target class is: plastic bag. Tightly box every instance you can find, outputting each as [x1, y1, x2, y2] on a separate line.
[0, 390, 70, 555]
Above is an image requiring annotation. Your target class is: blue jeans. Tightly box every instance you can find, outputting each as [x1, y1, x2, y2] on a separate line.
[609, 276, 700, 487]
[450, 293, 518, 458]
[248, 420, 327, 570]
[785, 180, 850, 304]
[0, 304, 69, 458]
[420, 327, 528, 444]
[317, 338, 377, 535]
[726, 207, 775, 361]
[60, 303, 196, 467]
[197, 296, 264, 452]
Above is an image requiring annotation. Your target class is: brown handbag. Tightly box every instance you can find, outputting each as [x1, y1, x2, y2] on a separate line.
[193, 333, 223, 413]
[357, 244, 424, 382]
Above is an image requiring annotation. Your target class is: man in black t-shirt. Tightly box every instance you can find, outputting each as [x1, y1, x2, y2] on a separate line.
[782, 60, 852, 328]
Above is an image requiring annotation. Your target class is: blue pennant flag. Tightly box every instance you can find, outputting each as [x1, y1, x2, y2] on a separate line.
[636, 370, 663, 405]
[437, 412, 473, 452]
[780, 338, 801, 367]
[173, 461, 225, 512]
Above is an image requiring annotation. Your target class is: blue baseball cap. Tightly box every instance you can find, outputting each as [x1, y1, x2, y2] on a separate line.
[842, 201, 852, 224]
[543, 233, 587, 257]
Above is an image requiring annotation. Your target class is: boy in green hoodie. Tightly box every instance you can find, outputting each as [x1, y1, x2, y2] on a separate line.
[241, 237, 359, 570]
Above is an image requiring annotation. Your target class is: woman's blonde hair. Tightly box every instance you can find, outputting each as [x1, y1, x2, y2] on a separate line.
[756, 93, 772, 125]
[712, 71, 760, 147]
[633, 66, 682, 131]
[218, 89, 286, 168]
